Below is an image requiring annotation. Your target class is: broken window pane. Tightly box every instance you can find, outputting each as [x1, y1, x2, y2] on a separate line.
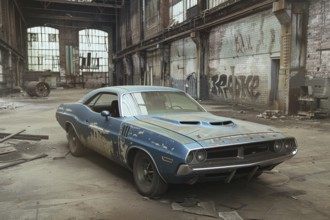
[169, 0, 197, 24]
[79, 29, 108, 73]
[27, 27, 60, 72]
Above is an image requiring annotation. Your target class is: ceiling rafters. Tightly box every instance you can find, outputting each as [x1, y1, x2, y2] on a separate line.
[32, 0, 122, 9]
[24, 7, 116, 16]
[23, 0, 121, 24]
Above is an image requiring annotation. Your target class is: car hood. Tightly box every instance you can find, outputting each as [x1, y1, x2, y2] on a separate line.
[135, 112, 282, 147]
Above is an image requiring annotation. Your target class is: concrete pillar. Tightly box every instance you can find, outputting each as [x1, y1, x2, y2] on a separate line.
[191, 31, 209, 100]
[273, 0, 309, 115]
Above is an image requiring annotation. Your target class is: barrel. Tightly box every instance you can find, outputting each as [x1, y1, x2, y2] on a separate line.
[26, 81, 50, 97]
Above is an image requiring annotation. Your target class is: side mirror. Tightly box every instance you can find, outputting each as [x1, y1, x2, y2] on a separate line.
[101, 110, 110, 121]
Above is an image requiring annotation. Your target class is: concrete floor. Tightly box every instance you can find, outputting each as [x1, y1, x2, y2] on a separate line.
[0, 89, 330, 220]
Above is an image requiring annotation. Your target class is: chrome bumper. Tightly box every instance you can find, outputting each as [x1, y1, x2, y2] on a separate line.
[177, 151, 297, 176]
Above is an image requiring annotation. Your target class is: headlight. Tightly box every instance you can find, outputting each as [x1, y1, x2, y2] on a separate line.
[186, 151, 194, 163]
[273, 141, 283, 153]
[284, 141, 291, 150]
[284, 138, 297, 152]
[195, 150, 207, 162]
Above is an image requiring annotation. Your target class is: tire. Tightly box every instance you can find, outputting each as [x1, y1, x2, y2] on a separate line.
[67, 126, 87, 156]
[133, 151, 168, 197]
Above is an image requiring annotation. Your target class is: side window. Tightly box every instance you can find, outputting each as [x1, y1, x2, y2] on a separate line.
[86, 93, 118, 114]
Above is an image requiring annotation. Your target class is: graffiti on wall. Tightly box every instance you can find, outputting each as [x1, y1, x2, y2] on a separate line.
[185, 72, 197, 98]
[235, 33, 253, 54]
[211, 73, 260, 100]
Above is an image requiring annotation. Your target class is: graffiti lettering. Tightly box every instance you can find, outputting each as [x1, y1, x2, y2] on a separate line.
[235, 34, 253, 54]
[211, 73, 260, 100]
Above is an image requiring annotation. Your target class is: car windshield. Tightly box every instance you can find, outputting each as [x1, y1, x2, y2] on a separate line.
[121, 91, 205, 117]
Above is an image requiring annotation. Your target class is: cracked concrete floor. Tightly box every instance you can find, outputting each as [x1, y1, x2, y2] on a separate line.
[0, 89, 330, 220]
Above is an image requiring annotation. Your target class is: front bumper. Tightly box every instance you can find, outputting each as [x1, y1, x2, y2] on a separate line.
[177, 151, 296, 176]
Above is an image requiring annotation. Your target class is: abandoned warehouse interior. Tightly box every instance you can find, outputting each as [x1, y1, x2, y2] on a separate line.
[0, 0, 329, 116]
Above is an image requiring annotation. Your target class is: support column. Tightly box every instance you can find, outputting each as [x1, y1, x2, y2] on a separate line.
[191, 31, 209, 100]
[273, 0, 308, 115]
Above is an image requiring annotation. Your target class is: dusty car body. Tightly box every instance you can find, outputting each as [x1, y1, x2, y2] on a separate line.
[56, 86, 298, 197]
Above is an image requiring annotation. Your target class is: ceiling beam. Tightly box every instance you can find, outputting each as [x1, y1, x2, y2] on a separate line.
[32, 0, 122, 9]
[25, 13, 115, 23]
[24, 7, 117, 16]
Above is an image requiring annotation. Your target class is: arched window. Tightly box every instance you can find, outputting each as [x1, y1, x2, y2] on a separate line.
[79, 29, 108, 72]
[27, 27, 60, 72]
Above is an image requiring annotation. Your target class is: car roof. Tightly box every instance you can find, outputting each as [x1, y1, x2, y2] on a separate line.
[109, 86, 182, 93]
[80, 86, 184, 103]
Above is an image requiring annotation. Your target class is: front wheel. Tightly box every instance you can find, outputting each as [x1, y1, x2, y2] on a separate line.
[133, 151, 168, 197]
[67, 126, 87, 156]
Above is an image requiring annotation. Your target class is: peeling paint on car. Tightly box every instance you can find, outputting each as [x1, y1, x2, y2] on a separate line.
[85, 126, 114, 157]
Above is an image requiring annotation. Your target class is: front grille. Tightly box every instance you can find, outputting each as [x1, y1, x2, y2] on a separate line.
[206, 141, 273, 160]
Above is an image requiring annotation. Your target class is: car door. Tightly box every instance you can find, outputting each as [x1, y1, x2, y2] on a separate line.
[83, 92, 122, 162]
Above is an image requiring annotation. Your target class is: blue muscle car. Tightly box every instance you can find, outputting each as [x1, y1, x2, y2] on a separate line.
[56, 86, 298, 197]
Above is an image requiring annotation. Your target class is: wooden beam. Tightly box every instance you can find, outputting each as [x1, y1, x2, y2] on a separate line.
[0, 129, 26, 144]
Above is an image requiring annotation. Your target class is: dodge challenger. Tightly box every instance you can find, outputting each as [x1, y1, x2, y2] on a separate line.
[56, 86, 298, 197]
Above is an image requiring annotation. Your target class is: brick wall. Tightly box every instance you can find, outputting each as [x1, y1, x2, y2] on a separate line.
[306, 0, 330, 79]
[208, 9, 281, 105]
[306, 0, 330, 111]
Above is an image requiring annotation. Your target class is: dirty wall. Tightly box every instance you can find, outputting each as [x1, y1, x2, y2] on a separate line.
[208, 9, 281, 105]
[306, 0, 330, 110]
[146, 50, 162, 86]
[170, 37, 198, 98]
[0, 0, 26, 93]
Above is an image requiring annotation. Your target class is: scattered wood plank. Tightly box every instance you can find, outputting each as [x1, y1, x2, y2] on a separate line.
[0, 153, 48, 170]
[0, 146, 17, 155]
[0, 129, 26, 143]
[0, 132, 49, 141]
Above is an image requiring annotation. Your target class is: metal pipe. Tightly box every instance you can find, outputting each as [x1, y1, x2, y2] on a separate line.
[247, 166, 259, 180]
[225, 170, 236, 183]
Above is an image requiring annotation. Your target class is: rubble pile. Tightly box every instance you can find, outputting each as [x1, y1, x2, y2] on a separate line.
[0, 102, 16, 111]
[257, 110, 286, 120]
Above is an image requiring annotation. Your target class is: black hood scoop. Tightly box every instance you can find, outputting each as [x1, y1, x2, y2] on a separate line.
[179, 121, 200, 125]
[178, 120, 234, 126]
[210, 120, 234, 126]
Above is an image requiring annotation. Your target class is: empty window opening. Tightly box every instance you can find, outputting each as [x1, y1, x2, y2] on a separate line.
[170, 0, 197, 24]
[27, 26, 60, 72]
[79, 29, 108, 72]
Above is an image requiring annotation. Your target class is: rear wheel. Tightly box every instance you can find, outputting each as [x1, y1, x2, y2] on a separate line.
[67, 126, 87, 156]
[133, 151, 168, 197]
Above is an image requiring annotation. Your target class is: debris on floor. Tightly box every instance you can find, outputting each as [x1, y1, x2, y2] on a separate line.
[0, 102, 17, 110]
[218, 211, 243, 220]
[256, 110, 285, 120]
[0, 146, 17, 155]
[53, 151, 70, 160]
[0, 129, 26, 143]
[0, 153, 48, 170]
[171, 197, 245, 219]
[0, 131, 49, 141]
[0, 129, 49, 169]
[171, 198, 218, 218]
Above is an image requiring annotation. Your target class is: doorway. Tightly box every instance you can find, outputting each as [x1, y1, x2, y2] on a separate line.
[270, 59, 280, 107]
